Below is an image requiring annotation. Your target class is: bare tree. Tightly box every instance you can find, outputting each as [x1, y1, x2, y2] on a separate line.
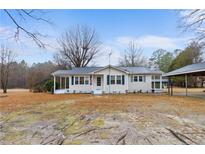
[0, 45, 15, 93]
[53, 52, 72, 69]
[2, 9, 52, 48]
[56, 25, 101, 67]
[179, 9, 205, 44]
[119, 41, 148, 67]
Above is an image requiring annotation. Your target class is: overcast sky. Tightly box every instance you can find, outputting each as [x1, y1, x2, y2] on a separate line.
[0, 9, 192, 66]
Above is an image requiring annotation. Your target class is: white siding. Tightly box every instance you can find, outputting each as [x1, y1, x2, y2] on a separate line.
[69, 75, 92, 93]
[94, 67, 128, 93]
[128, 75, 152, 92]
[54, 68, 159, 94]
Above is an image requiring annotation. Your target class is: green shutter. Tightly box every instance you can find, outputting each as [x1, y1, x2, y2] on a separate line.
[107, 75, 110, 85]
[71, 76, 74, 85]
[122, 75, 125, 85]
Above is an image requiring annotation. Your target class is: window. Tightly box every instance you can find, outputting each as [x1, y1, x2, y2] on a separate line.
[117, 75, 121, 84]
[152, 76, 155, 80]
[134, 76, 138, 82]
[155, 82, 160, 89]
[75, 77, 79, 85]
[152, 81, 160, 89]
[139, 76, 143, 82]
[80, 77, 84, 85]
[97, 77, 101, 86]
[155, 75, 160, 80]
[111, 75, 115, 84]
[85, 76, 89, 85]
[66, 77, 69, 88]
[61, 77, 65, 89]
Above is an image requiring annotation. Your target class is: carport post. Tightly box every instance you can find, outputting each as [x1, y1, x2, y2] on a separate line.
[185, 74, 188, 96]
[170, 78, 173, 96]
[167, 78, 169, 95]
[168, 77, 171, 95]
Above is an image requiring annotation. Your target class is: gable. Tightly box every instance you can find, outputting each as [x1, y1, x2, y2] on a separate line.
[93, 66, 128, 75]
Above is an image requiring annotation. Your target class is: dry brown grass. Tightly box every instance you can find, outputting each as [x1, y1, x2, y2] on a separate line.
[0, 90, 91, 112]
[1, 90, 205, 114]
[173, 87, 205, 93]
[66, 93, 205, 114]
[1, 90, 205, 144]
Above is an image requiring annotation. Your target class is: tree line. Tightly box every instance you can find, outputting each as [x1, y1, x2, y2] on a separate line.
[1, 38, 204, 93]
[1, 10, 205, 93]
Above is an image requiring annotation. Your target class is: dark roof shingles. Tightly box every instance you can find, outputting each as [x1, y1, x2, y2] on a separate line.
[52, 66, 163, 75]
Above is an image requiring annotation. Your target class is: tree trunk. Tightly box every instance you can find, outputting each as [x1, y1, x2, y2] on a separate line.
[3, 88, 7, 93]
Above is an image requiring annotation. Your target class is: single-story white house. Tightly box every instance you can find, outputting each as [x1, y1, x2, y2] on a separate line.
[52, 65, 167, 94]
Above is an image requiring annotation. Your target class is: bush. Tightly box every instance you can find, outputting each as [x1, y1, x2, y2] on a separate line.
[43, 79, 59, 93]
[31, 78, 59, 93]
[32, 79, 50, 93]
[33, 84, 44, 93]
[44, 79, 53, 93]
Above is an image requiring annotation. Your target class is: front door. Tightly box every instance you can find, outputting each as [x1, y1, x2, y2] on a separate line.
[96, 76, 102, 89]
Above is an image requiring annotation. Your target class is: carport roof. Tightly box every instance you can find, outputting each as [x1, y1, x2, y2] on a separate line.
[163, 62, 205, 77]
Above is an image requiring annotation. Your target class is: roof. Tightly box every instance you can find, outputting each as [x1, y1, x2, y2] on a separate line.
[52, 67, 102, 75]
[92, 65, 130, 74]
[120, 67, 163, 74]
[163, 62, 205, 77]
[52, 65, 163, 76]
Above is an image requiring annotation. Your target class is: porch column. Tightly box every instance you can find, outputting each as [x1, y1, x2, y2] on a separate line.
[126, 75, 129, 92]
[103, 75, 106, 93]
[65, 77, 66, 89]
[92, 75, 94, 91]
[168, 77, 170, 95]
[160, 75, 162, 90]
[54, 75, 56, 93]
[60, 77, 62, 89]
[153, 76, 156, 91]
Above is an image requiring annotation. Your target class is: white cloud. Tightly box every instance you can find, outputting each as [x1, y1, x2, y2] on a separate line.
[0, 26, 9, 34]
[92, 35, 191, 66]
[117, 35, 189, 49]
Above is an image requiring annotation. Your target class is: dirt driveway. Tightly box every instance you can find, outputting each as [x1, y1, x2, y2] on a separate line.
[1, 91, 205, 144]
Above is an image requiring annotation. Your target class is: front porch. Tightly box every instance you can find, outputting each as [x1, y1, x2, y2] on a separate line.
[53, 74, 104, 94]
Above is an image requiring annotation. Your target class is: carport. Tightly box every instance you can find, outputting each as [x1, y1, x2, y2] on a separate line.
[163, 62, 205, 96]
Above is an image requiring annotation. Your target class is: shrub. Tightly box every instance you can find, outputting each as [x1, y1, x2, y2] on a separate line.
[43, 79, 59, 93]
[33, 84, 44, 93]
